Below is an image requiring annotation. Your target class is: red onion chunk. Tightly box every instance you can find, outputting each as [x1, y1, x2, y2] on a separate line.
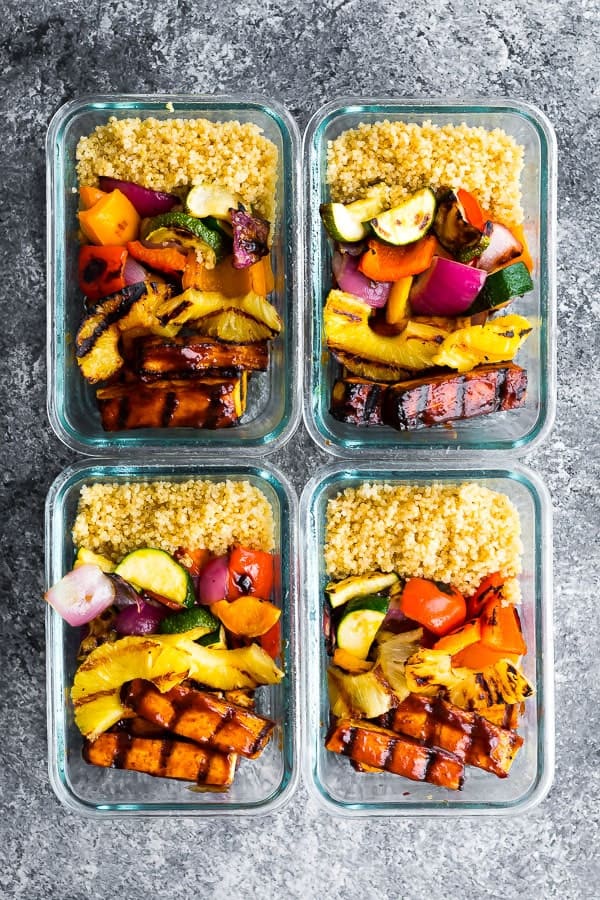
[115, 599, 167, 636]
[336, 240, 366, 257]
[108, 574, 144, 609]
[98, 177, 178, 217]
[230, 208, 270, 269]
[332, 251, 391, 308]
[410, 256, 487, 316]
[476, 222, 523, 273]
[123, 256, 148, 286]
[382, 594, 420, 632]
[198, 555, 229, 605]
[45, 564, 115, 626]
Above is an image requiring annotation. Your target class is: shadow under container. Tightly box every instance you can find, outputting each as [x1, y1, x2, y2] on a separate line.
[304, 98, 557, 457]
[300, 461, 554, 816]
[46, 459, 298, 817]
[47, 94, 301, 455]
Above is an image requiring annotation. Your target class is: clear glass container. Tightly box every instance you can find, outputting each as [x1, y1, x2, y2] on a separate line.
[45, 459, 298, 816]
[303, 98, 557, 456]
[47, 94, 301, 455]
[300, 460, 554, 816]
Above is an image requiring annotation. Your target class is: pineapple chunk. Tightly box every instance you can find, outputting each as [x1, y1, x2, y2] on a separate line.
[323, 290, 449, 371]
[374, 628, 423, 700]
[327, 665, 394, 719]
[404, 649, 469, 696]
[162, 634, 284, 689]
[157, 289, 282, 336]
[449, 659, 534, 709]
[432, 314, 533, 372]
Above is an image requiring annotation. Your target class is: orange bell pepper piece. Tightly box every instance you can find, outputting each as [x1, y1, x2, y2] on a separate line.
[78, 245, 127, 302]
[182, 252, 253, 296]
[504, 222, 534, 273]
[457, 188, 486, 231]
[173, 547, 212, 577]
[358, 235, 436, 282]
[210, 596, 281, 639]
[79, 186, 107, 210]
[452, 641, 519, 670]
[78, 189, 141, 246]
[249, 255, 275, 295]
[480, 596, 527, 656]
[432, 618, 481, 655]
[127, 241, 187, 275]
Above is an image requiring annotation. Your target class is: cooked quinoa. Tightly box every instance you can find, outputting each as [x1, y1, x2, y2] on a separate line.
[327, 120, 524, 225]
[76, 116, 278, 221]
[324, 482, 522, 597]
[72, 479, 274, 562]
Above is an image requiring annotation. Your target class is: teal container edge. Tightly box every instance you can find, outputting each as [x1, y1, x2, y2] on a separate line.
[45, 457, 299, 817]
[46, 93, 302, 457]
[299, 459, 555, 817]
[302, 97, 557, 458]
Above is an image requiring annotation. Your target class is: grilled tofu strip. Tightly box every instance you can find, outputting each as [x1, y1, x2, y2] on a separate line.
[382, 363, 527, 430]
[83, 732, 237, 786]
[122, 679, 275, 759]
[330, 378, 387, 425]
[377, 694, 523, 778]
[325, 718, 465, 790]
[96, 375, 247, 430]
[135, 335, 269, 382]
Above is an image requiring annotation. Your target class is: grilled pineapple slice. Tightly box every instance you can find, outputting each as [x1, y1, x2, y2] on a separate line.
[327, 665, 394, 719]
[161, 633, 284, 689]
[448, 659, 534, 709]
[432, 314, 533, 372]
[72, 636, 190, 740]
[324, 290, 449, 371]
[374, 628, 423, 701]
[332, 349, 412, 383]
[404, 649, 469, 696]
[199, 309, 276, 343]
[157, 289, 282, 338]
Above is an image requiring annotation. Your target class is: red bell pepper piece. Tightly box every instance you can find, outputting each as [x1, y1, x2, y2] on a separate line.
[452, 640, 519, 670]
[400, 577, 466, 637]
[78, 245, 127, 302]
[466, 572, 504, 619]
[457, 188, 486, 231]
[260, 620, 282, 659]
[227, 546, 274, 600]
[432, 618, 481, 655]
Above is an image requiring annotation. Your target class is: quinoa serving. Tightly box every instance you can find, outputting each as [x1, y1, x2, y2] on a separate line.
[324, 481, 522, 596]
[72, 479, 275, 561]
[326, 119, 524, 226]
[76, 116, 278, 222]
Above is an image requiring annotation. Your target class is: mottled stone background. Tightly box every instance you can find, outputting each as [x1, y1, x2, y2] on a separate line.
[1, 0, 599, 897]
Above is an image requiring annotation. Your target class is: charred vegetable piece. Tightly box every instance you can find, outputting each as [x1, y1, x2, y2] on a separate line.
[83, 732, 237, 786]
[325, 572, 399, 609]
[382, 363, 528, 430]
[431, 314, 533, 372]
[330, 378, 387, 425]
[230, 208, 270, 269]
[336, 595, 390, 659]
[78, 189, 140, 246]
[325, 718, 465, 790]
[114, 548, 195, 608]
[78, 245, 128, 302]
[370, 188, 436, 246]
[331, 349, 412, 384]
[467, 261, 534, 314]
[142, 212, 227, 261]
[122, 679, 275, 759]
[432, 188, 485, 254]
[157, 289, 282, 338]
[327, 666, 394, 719]
[95, 376, 247, 431]
[377, 694, 523, 778]
[134, 335, 269, 381]
[448, 659, 535, 709]
[476, 223, 523, 273]
[185, 184, 244, 220]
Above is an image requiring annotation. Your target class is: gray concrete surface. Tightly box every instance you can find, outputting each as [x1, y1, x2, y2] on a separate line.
[1, 0, 599, 897]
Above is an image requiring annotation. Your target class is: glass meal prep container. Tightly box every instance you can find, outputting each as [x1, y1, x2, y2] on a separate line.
[304, 98, 557, 457]
[45, 459, 298, 817]
[46, 94, 301, 456]
[300, 460, 554, 816]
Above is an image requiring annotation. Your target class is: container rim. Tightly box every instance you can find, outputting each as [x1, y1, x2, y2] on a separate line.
[46, 92, 303, 457]
[45, 455, 300, 817]
[298, 458, 555, 816]
[302, 95, 557, 458]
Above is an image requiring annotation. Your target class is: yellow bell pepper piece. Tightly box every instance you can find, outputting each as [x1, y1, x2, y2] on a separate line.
[78, 189, 141, 246]
[385, 275, 413, 326]
[432, 314, 533, 372]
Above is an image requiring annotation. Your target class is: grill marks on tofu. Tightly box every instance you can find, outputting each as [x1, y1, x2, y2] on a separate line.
[83, 732, 237, 787]
[135, 335, 269, 381]
[325, 718, 465, 790]
[377, 694, 523, 778]
[122, 679, 275, 759]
